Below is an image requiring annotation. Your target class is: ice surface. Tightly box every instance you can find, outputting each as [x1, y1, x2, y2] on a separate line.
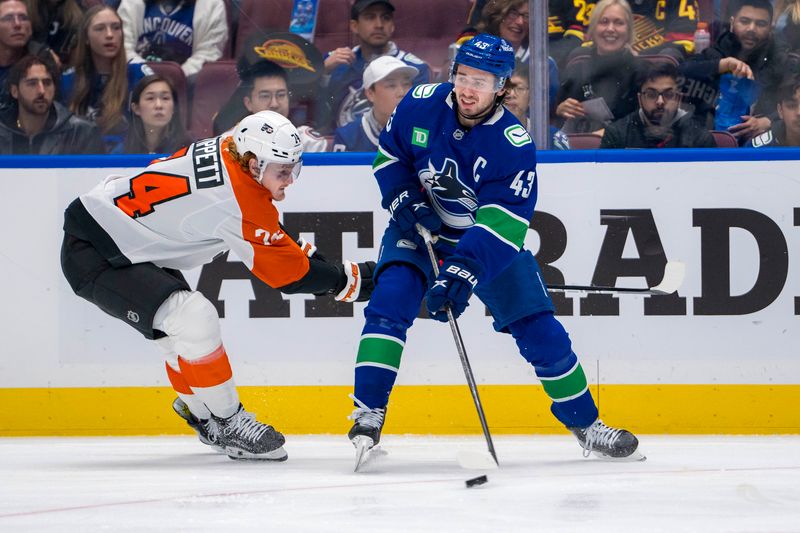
[1, 435, 798, 532]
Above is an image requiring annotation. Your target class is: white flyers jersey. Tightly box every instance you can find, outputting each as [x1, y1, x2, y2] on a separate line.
[297, 125, 329, 152]
[78, 136, 310, 288]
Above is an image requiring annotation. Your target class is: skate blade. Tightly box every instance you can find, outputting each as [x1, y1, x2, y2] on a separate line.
[357, 445, 387, 472]
[226, 445, 288, 461]
[591, 449, 647, 462]
[456, 449, 499, 470]
[352, 435, 377, 472]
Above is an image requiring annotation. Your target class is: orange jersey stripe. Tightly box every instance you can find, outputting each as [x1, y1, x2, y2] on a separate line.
[222, 144, 310, 288]
[178, 345, 233, 388]
[165, 361, 192, 394]
[150, 145, 189, 166]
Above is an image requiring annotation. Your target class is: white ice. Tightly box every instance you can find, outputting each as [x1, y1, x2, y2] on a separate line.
[1, 435, 799, 532]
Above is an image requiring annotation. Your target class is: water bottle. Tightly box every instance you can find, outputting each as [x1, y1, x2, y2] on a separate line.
[694, 22, 711, 54]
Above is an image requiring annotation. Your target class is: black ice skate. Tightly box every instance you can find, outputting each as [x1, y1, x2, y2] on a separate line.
[348, 394, 387, 471]
[214, 404, 288, 461]
[570, 418, 645, 461]
[172, 397, 225, 452]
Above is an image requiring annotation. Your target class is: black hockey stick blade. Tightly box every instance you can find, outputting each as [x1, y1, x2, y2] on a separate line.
[547, 261, 686, 295]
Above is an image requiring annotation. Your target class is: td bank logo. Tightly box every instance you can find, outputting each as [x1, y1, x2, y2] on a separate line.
[412, 127, 429, 148]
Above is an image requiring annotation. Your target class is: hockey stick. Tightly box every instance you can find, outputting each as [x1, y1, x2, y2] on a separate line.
[417, 225, 499, 469]
[546, 261, 686, 295]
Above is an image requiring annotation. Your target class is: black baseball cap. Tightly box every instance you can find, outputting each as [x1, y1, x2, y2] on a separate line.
[351, 0, 395, 19]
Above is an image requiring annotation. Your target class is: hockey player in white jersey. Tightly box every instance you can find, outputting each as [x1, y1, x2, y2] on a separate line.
[61, 110, 376, 461]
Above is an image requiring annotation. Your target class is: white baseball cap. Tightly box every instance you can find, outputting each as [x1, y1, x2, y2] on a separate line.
[362, 56, 419, 89]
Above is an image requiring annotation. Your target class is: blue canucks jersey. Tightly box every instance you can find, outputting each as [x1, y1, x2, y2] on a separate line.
[373, 82, 538, 282]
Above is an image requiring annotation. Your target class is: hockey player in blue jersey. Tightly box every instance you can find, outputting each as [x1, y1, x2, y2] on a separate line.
[347, 33, 642, 465]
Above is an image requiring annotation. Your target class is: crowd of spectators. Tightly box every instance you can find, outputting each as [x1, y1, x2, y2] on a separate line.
[2, 0, 800, 155]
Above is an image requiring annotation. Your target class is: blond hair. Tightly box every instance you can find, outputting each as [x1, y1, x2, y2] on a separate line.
[587, 0, 634, 47]
[224, 137, 257, 174]
[775, 0, 800, 24]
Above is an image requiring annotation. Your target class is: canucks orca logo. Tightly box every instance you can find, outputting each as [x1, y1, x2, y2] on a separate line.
[418, 158, 478, 228]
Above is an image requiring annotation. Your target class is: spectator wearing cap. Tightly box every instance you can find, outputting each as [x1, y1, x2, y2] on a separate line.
[332, 55, 416, 152]
[118, 0, 227, 79]
[0, 54, 104, 154]
[322, 0, 429, 131]
[212, 59, 329, 152]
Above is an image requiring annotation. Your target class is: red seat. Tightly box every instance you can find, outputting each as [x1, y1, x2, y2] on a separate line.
[311, 0, 352, 54]
[235, 0, 350, 58]
[221, 0, 234, 58]
[234, 0, 294, 57]
[710, 130, 738, 148]
[391, 0, 473, 73]
[145, 61, 189, 129]
[190, 60, 239, 139]
[566, 133, 603, 150]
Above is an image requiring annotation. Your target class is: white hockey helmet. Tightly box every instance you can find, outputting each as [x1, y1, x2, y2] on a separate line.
[232, 110, 303, 181]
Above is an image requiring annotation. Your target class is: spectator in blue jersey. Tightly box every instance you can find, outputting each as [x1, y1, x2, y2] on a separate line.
[555, 0, 641, 135]
[61, 5, 153, 153]
[322, 0, 429, 131]
[0, 54, 104, 154]
[0, 0, 54, 109]
[748, 75, 800, 146]
[122, 73, 191, 153]
[600, 61, 716, 148]
[346, 34, 643, 470]
[118, 0, 227, 80]
[332, 55, 417, 152]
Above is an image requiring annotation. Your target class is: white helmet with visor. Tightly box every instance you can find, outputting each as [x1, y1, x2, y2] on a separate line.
[232, 110, 303, 183]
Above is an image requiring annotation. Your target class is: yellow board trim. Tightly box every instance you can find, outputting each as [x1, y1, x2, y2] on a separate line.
[1, 384, 799, 436]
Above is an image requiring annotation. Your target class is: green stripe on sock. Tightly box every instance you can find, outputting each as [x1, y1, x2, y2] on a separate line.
[356, 336, 404, 370]
[540, 364, 588, 401]
[475, 205, 528, 249]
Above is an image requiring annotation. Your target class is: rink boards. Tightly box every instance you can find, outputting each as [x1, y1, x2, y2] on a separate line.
[1, 149, 798, 436]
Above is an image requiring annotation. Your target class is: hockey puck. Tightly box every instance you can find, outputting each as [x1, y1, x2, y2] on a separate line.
[465, 475, 488, 488]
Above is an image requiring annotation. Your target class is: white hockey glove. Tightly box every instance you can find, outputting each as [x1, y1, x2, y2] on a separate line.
[335, 260, 377, 302]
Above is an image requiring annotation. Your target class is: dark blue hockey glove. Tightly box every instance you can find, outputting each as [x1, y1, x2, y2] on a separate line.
[425, 257, 481, 322]
[387, 188, 441, 239]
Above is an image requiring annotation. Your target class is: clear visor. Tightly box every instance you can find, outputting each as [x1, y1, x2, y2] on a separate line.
[259, 160, 303, 183]
[450, 70, 504, 92]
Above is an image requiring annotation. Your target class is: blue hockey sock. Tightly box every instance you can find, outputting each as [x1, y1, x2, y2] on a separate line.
[353, 264, 425, 409]
[509, 312, 599, 428]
